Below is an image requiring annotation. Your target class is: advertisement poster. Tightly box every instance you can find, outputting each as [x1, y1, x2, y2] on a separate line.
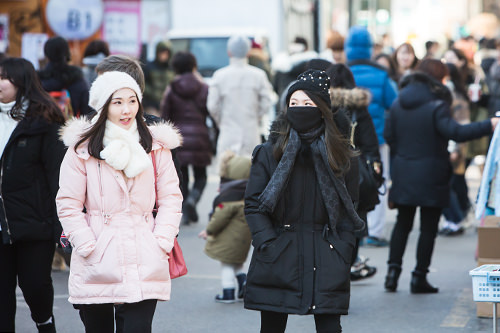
[102, 1, 141, 57]
[0, 14, 8, 53]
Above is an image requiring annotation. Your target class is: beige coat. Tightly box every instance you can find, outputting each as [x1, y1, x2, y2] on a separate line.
[207, 57, 273, 157]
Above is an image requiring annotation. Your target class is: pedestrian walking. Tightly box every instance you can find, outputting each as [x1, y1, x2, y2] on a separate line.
[81, 39, 110, 86]
[0, 57, 66, 333]
[198, 151, 252, 303]
[392, 43, 419, 83]
[56, 71, 183, 332]
[161, 51, 211, 224]
[244, 69, 365, 333]
[38, 36, 92, 117]
[345, 26, 398, 247]
[143, 40, 174, 116]
[384, 59, 498, 294]
[327, 63, 381, 281]
[207, 35, 273, 158]
[440, 63, 472, 236]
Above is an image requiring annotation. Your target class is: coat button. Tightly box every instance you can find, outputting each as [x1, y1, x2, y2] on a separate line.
[329, 244, 333, 249]
[312, 305, 316, 310]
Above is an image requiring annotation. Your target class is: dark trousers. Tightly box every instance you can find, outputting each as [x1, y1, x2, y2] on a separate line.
[388, 205, 442, 273]
[78, 299, 157, 333]
[180, 165, 207, 198]
[351, 210, 367, 265]
[0, 240, 55, 332]
[260, 311, 342, 333]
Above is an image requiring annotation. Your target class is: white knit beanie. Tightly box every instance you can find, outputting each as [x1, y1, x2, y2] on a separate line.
[227, 35, 250, 58]
[89, 71, 142, 113]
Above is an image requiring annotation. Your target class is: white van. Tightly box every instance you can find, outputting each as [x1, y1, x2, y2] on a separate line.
[166, 28, 270, 79]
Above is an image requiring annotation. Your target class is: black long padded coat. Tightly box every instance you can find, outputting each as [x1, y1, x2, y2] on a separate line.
[243, 115, 357, 315]
[385, 72, 492, 208]
[0, 117, 66, 244]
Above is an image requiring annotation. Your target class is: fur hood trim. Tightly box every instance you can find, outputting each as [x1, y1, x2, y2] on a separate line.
[59, 117, 183, 153]
[330, 88, 371, 108]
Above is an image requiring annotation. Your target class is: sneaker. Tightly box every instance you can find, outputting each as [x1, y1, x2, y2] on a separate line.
[351, 257, 377, 281]
[439, 226, 464, 236]
[364, 236, 389, 247]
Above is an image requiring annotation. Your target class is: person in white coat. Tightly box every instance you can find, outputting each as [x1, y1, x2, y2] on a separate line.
[207, 35, 273, 159]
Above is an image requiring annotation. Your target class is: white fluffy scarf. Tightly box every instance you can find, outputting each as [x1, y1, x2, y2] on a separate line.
[100, 120, 151, 178]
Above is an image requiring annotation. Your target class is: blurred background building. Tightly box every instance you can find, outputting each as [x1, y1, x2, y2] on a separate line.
[0, 0, 498, 69]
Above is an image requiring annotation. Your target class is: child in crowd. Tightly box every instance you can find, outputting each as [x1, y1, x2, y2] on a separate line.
[198, 151, 252, 303]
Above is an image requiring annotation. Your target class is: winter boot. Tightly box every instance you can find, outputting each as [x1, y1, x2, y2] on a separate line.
[236, 273, 247, 299]
[215, 288, 236, 304]
[36, 316, 56, 333]
[184, 189, 202, 223]
[410, 271, 439, 294]
[384, 265, 402, 292]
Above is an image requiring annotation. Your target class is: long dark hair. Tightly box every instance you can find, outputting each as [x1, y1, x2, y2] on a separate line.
[446, 63, 469, 101]
[75, 95, 153, 158]
[0, 57, 64, 123]
[274, 91, 352, 176]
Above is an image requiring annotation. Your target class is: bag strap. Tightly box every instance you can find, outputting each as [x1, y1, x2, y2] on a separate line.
[152, 150, 159, 213]
[350, 110, 358, 148]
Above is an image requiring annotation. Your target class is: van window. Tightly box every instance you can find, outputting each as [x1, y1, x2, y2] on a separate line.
[171, 37, 229, 78]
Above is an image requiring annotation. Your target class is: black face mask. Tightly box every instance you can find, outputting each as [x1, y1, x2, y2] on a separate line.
[287, 106, 323, 133]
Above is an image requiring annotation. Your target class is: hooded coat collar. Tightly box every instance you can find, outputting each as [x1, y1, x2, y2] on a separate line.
[59, 117, 182, 160]
[398, 72, 452, 109]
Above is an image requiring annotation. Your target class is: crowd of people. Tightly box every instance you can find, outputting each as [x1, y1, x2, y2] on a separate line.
[1, 25, 500, 332]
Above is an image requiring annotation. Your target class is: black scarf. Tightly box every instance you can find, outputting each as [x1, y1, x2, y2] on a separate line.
[258, 126, 365, 232]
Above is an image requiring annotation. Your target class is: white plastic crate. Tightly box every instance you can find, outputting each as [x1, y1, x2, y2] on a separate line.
[470, 265, 500, 302]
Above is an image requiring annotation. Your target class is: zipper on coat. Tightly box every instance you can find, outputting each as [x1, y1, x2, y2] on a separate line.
[98, 161, 110, 224]
[0, 159, 12, 244]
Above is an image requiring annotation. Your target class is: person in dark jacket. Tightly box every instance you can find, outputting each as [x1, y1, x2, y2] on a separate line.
[384, 59, 498, 294]
[38, 36, 92, 117]
[244, 69, 365, 333]
[161, 51, 211, 224]
[345, 26, 398, 247]
[0, 57, 66, 333]
[327, 63, 381, 281]
[143, 40, 175, 115]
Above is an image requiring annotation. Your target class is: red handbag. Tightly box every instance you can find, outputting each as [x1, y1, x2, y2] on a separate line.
[152, 151, 188, 279]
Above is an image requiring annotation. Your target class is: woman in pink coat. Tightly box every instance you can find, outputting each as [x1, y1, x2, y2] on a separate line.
[56, 71, 183, 333]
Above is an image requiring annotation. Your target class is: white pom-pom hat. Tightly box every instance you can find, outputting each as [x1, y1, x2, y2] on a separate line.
[89, 71, 143, 113]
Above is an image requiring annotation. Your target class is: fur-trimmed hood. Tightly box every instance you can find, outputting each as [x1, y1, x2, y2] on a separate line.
[330, 88, 371, 109]
[59, 117, 182, 157]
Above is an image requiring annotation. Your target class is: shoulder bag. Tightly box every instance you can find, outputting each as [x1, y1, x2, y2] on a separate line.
[152, 150, 188, 279]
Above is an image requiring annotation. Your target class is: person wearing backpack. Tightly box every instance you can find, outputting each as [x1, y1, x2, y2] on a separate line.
[327, 63, 381, 281]
[38, 36, 92, 117]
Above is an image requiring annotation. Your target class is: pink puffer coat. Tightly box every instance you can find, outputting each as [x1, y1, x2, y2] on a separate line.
[56, 118, 183, 304]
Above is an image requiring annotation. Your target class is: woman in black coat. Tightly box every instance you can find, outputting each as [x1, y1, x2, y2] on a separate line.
[244, 70, 365, 333]
[160, 51, 212, 224]
[384, 59, 497, 294]
[0, 58, 66, 332]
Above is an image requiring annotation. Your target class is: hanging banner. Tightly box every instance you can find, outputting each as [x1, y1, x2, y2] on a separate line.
[0, 14, 8, 53]
[102, 1, 141, 57]
[45, 0, 104, 40]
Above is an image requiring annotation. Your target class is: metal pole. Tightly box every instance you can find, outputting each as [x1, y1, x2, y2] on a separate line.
[494, 302, 497, 333]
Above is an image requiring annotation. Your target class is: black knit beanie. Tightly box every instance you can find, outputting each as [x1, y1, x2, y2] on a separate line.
[44, 36, 71, 63]
[286, 69, 331, 108]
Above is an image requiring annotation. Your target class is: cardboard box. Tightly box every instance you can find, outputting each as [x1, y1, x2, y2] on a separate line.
[476, 221, 500, 319]
[477, 227, 500, 259]
[476, 260, 500, 317]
